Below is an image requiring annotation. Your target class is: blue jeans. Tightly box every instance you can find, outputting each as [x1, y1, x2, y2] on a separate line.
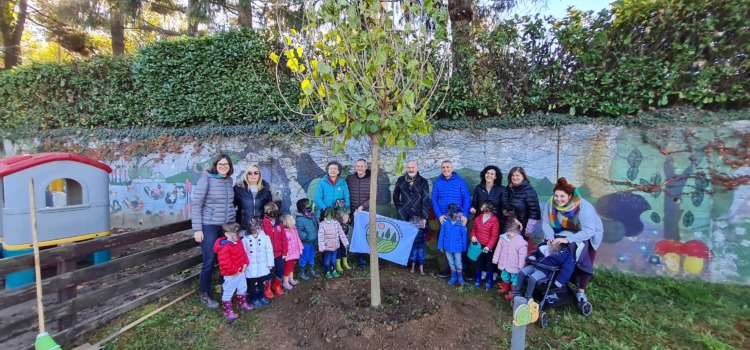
[199, 224, 222, 293]
[445, 252, 463, 270]
[410, 243, 426, 264]
[323, 251, 337, 272]
[299, 243, 316, 267]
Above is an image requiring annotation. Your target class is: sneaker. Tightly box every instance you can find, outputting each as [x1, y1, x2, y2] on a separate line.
[326, 272, 333, 279]
[332, 270, 341, 278]
[200, 292, 219, 309]
[437, 271, 450, 278]
[576, 291, 588, 303]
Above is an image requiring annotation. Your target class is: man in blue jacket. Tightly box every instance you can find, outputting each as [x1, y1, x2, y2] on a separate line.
[431, 160, 471, 277]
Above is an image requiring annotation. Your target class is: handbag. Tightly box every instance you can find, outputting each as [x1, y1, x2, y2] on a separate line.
[467, 241, 482, 261]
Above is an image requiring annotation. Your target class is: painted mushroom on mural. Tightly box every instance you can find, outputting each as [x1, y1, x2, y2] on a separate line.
[653, 239, 683, 273]
[680, 240, 711, 275]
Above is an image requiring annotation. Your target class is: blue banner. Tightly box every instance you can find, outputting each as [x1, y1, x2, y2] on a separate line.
[350, 211, 418, 265]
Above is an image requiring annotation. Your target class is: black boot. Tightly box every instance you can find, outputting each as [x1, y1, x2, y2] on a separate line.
[200, 292, 219, 309]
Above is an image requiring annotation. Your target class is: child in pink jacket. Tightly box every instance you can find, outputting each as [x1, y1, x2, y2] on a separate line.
[492, 220, 528, 300]
[281, 214, 304, 290]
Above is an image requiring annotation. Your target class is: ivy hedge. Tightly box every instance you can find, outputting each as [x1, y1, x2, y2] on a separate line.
[0, 0, 748, 132]
[0, 30, 298, 130]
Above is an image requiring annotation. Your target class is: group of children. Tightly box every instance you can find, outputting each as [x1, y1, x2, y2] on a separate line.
[435, 201, 576, 300]
[213, 199, 350, 322]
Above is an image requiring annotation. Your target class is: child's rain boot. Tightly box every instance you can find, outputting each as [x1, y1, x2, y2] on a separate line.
[447, 269, 457, 285]
[497, 282, 511, 294]
[221, 301, 238, 323]
[236, 294, 254, 311]
[263, 280, 275, 299]
[474, 271, 483, 288]
[342, 257, 352, 270]
[249, 291, 265, 309]
[485, 272, 494, 290]
[272, 278, 285, 295]
[308, 265, 321, 278]
[299, 266, 310, 281]
[282, 277, 294, 290]
[457, 270, 466, 286]
[289, 273, 298, 286]
[336, 259, 344, 273]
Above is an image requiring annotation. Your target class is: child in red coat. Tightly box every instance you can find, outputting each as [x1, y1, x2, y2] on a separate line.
[471, 201, 500, 289]
[263, 202, 288, 296]
[214, 223, 252, 323]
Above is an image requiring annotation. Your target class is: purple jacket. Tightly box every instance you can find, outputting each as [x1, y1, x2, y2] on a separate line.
[492, 233, 528, 274]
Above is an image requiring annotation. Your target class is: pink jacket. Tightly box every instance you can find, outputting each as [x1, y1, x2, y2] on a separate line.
[284, 226, 304, 260]
[492, 233, 528, 274]
[318, 220, 348, 252]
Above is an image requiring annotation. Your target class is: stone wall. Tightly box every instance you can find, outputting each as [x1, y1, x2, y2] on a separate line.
[4, 121, 750, 285]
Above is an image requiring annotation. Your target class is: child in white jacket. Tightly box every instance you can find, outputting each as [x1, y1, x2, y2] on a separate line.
[241, 217, 275, 309]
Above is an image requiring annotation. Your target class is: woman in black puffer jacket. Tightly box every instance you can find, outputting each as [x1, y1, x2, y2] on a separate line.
[470, 165, 506, 218]
[504, 167, 541, 238]
[234, 164, 273, 227]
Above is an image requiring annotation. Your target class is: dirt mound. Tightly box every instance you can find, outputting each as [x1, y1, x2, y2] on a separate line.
[236, 266, 512, 349]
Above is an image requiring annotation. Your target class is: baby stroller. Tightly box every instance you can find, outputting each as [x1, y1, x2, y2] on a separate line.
[521, 240, 594, 328]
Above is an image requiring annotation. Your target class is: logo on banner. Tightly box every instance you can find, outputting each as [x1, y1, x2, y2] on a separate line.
[364, 222, 402, 254]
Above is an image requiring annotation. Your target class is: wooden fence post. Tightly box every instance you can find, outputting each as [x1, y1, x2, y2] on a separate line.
[56, 253, 77, 331]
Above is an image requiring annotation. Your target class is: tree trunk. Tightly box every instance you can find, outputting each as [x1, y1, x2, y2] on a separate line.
[448, 0, 473, 82]
[187, 0, 199, 36]
[0, 0, 28, 69]
[238, 0, 253, 29]
[110, 6, 125, 56]
[368, 132, 382, 307]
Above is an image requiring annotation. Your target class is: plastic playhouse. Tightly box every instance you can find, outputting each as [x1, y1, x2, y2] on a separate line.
[0, 153, 112, 289]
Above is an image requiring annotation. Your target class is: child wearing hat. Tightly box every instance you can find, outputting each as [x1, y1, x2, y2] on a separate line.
[438, 203, 468, 286]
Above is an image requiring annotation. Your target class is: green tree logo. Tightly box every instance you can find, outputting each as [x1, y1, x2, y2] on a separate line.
[365, 222, 400, 254]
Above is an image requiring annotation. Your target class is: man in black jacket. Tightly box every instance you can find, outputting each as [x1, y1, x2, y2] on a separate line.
[346, 159, 372, 268]
[392, 161, 439, 275]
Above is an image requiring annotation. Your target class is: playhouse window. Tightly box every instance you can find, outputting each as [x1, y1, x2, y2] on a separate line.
[45, 178, 83, 207]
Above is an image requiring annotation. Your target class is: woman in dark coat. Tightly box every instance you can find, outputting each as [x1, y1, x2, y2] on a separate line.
[234, 164, 273, 227]
[504, 166, 541, 238]
[470, 165, 506, 218]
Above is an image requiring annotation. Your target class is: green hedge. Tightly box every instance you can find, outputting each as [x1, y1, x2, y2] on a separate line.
[438, 0, 750, 119]
[0, 30, 299, 130]
[1, 0, 748, 131]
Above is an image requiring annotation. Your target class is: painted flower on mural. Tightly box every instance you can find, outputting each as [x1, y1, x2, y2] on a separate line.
[647, 255, 661, 265]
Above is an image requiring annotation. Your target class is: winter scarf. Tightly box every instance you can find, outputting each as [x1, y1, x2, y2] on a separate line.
[548, 188, 582, 233]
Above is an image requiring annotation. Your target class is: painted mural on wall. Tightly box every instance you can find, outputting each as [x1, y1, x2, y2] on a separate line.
[4, 121, 750, 285]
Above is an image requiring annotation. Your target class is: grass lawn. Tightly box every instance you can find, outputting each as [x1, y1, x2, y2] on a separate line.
[83, 269, 749, 350]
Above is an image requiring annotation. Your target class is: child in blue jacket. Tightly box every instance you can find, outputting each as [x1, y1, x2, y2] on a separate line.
[511, 239, 575, 300]
[438, 203, 468, 286]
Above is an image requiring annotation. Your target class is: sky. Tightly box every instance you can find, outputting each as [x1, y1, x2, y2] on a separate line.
[511, 0, 614, 18]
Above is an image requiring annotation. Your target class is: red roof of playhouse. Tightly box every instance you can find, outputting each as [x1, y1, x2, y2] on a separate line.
[0, 153, 112, 177]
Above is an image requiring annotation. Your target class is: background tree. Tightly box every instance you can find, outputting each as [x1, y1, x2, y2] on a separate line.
[0, 0, 28, 69]
[271, 0, 448, 307]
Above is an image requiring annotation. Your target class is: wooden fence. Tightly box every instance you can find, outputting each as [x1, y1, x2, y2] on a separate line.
[0, 220, 198, 348]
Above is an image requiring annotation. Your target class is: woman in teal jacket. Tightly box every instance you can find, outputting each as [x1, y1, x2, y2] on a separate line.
[314, 161, 351, 271]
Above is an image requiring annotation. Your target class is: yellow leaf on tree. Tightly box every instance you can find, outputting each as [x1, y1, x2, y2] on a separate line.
[285, 35, 292, 45]
[269, 52, 279, 64]
[297, 47, 303, 58]
[287, 57, 300, 72]
[301, 79, 313, 95]
[318, 85, 326, 97]
[311, 59, 318, 70]
[339, 58, 345, 67]
[291, 28, 297, 36]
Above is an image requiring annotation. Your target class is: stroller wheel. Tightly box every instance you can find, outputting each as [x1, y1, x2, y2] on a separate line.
[538, 311, 549, 328]
[579, 301, 593, 317]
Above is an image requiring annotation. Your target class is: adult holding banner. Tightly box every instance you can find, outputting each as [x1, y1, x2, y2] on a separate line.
[314, 160, 351, 272]
[346, 159, 372, 268]
[392, 161, 430, 275]
[431, 160, 471, 277]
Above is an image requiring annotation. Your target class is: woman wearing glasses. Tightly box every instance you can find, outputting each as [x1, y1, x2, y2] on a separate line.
[234, 164, 273, 227]
[192, 154, 236, 309]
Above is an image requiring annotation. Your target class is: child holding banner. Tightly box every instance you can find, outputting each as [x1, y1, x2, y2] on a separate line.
[318, 207, 350, 279]
[438, 203, 468, 286]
